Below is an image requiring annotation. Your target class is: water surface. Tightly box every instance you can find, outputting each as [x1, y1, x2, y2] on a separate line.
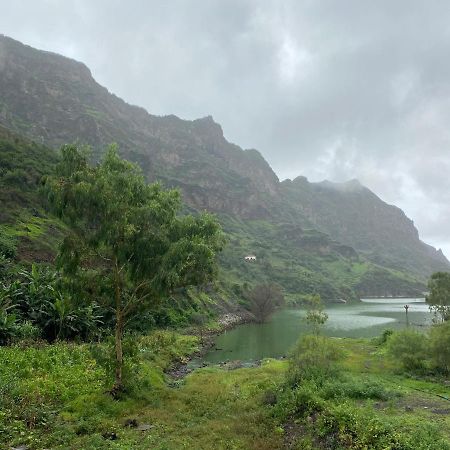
[202, 298, 431, 364]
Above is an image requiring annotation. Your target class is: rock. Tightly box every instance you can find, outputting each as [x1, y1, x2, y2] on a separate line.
[136, 424, 153, 431]
[11, 446, 28, 450]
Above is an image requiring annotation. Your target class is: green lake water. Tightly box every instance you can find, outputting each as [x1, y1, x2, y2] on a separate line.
[201, 298, 431, 364]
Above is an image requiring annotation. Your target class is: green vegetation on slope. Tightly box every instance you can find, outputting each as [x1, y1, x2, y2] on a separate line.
[218, 215, 425, 302]
[0, 124, 63, 262]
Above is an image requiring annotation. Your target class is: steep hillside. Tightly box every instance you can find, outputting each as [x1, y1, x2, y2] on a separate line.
[0, 124, 63, 262]
[281, 177, 449, 278]
[0, 34, 279, 219]
[0, 34, 447, 297]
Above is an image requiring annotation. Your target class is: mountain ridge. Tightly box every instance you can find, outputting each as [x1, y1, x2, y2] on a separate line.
[0, 34, 448, 296]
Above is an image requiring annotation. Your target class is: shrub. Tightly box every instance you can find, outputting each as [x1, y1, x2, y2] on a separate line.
[0, 311, 18, 345]
[287, 335, 344, 386]
[15, 320, 41, 341]
[321, 376, 395, 401]
[429, 321, 450, 374]
[316, 402, 449, 450]
[0, 229, 17, 259]
[273, 382, 324, 420]
[386, 329, 429, 372]
[373, 328, 394, 345]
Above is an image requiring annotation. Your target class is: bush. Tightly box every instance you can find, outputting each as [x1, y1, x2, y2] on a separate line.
[0, 311, 18, 345]
[15, 320, 41, 341]
[386, 328, 429, 372]
[429, 321, 450, 374]
[321, 376, 396, 401]
[273, 382, 324, 420]
[0, 229, 17, 259]
[373, 328, 394, 345]
[287, 335, 344, 386]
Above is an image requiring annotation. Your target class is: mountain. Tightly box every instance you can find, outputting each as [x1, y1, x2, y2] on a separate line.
[0, 34, 448, 299]
[280, 177, 449, 278]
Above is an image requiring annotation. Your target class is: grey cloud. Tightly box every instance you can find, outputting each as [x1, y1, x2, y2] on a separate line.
[1, 0, 450, 256]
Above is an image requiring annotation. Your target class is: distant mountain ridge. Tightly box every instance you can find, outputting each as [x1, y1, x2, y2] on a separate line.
[280, 176, 448, 277]
[0, 34, 448, 295]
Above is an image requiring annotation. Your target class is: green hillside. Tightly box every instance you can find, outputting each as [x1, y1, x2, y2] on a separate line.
[0, 124, 64, 262]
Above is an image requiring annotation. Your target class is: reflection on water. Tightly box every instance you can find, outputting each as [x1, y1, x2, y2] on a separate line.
[201, 298, 431, 364]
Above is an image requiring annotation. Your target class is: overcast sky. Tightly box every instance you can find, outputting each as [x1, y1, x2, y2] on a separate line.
[1, 0, 450, 257]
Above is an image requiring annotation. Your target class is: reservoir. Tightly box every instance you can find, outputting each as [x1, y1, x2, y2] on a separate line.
[202, 298, 432, 364]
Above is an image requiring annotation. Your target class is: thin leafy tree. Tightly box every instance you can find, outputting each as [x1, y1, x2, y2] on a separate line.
[246, 283, 284, 323]
[45, 144, 224, 393]
[426, 272, 450, 323]
[304, 294, 328, 335]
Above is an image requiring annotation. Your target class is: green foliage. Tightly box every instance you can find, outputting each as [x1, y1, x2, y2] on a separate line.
[0, 310, 18, 345]
[386, 328, 430, 372]
[426, 271, 450, 322]
[372, 328, 394, 345]
[304, 294, 328, 334]
[287, 335, 344, 386]
[313, 402, 449, 450]
[383, 324, 450, 375]
[275, 335, 450, 450]
[44, 144, 224, 390]
[429, 321, 450, 374]
[0, 263, 104, 343]
[0, 227, 17, 258]
[46, 144, 224, 291]
[0, 331, 203, 449]
[0, 342, 106, 447]
[320, 375, 396, 401]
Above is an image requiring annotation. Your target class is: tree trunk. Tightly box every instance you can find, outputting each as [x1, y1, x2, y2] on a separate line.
[113, 310, 124, 394]
[112, 257, 124, 395]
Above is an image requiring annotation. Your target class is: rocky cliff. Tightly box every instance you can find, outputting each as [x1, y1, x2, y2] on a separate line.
[0, 34, 448, 289]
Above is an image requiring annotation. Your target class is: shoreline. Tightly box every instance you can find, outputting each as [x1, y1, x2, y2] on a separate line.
[166, 309, 253, 379]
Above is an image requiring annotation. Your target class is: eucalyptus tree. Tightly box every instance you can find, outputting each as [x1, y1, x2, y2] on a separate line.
[45, 144, 224, 392]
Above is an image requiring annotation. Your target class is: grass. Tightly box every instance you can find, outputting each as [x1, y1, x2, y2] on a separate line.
[276, 336, 450, 449]
[0, 334, 285, 449]
[0, 331, 449, 449]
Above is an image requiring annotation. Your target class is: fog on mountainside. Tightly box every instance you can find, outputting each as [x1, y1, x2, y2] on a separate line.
[0, 34, 449, 301]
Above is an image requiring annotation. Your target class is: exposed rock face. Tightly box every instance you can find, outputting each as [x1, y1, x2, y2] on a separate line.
[0, 35, 279, 219]
[0, 34, 448, 282]
[281, 177, 449, 276]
